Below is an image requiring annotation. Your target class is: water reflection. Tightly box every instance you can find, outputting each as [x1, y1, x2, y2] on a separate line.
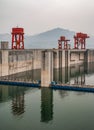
[41, 88, 53, 123]
[74, 74, 85, 85]
[12, 88, 25, 115]
[0, 62, 94, 121]
[59, 90, 69, 99]
[0, 86, 30, 117]
[0, 85, 54, 121]
[53, 62, 94, 85]
[0, 61, 94, 130]
[0, 69, 41, 83]
[0, 86, 9, 102]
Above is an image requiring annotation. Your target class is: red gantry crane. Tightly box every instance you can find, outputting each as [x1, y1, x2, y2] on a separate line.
[74, 32, 89, 49]
[58, 36, 70, 49]
[11, 27, 24, 49]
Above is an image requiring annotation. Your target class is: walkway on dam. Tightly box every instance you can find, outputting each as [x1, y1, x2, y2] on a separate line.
[51, 83, 94, 93]
[0, 79, 41, 88]
[0, 79, 94, 93]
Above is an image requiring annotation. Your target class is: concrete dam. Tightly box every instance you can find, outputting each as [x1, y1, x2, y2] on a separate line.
[0, 42, 94, 87]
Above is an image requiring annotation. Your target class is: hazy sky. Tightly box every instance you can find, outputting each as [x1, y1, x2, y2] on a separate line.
[0, 0, 94, 35]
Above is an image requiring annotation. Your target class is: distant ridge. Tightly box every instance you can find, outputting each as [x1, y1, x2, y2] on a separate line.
[33, 27, 73, 36]
[25, 27, 75, 48]
[0, 27, 94, 49]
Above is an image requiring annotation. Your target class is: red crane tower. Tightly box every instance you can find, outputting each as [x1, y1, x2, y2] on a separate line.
[11, 27, 24, 49]
[58, 36, 70, 49]
[74, 32, 89, 49]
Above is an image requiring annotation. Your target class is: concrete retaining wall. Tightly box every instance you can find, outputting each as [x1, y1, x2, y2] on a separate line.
[0, 49, 94, 79]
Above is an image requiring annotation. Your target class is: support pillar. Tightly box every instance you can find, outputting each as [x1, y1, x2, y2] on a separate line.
[41, 51, 53, 87]
[62, 50, 65, 68]
[1, 50, 9, 76]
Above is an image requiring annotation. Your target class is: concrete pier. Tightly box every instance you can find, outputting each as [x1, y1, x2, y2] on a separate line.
[41, 50, 53, 87]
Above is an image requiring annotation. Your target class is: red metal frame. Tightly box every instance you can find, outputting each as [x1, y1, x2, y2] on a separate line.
[74, 32, 89, 49]
[58, 36, 70, 49]
[11, 27, 24, 49]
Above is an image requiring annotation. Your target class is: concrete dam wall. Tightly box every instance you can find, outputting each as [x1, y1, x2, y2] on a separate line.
[0, 49, 41, 77]
[0, 48, 94, 84]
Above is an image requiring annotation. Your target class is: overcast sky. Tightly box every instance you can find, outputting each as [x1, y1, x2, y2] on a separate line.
[0, 0, 94, 35]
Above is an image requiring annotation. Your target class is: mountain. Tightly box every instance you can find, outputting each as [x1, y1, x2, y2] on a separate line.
[25, 28, 75, 49]
[0, 27, 94, 49]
